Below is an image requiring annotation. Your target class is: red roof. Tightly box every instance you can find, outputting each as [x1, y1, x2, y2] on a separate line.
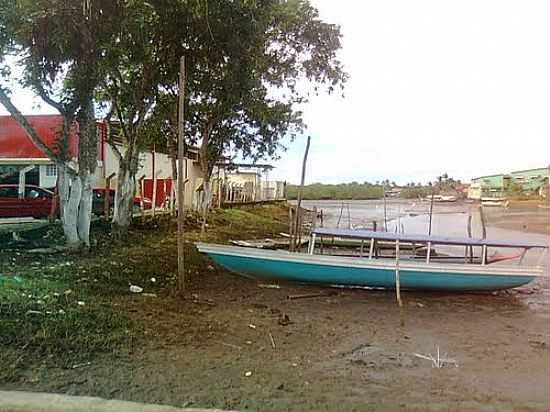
[0, 115, 105, 161]
[0, 115, 79, 160]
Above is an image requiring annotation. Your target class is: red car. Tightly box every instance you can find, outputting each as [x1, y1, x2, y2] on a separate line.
[92, 188, 152, 215]
[0, 184, 152, 219]
[0, 184, 54, 218]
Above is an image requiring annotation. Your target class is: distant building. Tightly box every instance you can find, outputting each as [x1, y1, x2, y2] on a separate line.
[509, 167, 549, 195]
[221, 164, 286, 204]
[469, 167, 550, 199]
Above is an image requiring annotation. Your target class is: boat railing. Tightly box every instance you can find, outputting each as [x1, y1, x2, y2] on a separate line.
[310, 227, 548, 268]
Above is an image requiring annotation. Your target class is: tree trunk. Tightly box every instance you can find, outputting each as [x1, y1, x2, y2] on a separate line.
[77, 171, 93, 247]
[113, 165, 137, 228]
[61, 171, 82, 246]
[200, 176, 211, 235]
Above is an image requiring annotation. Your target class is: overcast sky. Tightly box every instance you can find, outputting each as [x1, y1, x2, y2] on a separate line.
[272, 0, 550, 185]
[3, 0, 550, 185]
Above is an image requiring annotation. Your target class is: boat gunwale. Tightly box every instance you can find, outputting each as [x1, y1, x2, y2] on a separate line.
[195, 243, 545, 278]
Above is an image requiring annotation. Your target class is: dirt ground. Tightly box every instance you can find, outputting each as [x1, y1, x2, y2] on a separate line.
[2, 203, 550, 411]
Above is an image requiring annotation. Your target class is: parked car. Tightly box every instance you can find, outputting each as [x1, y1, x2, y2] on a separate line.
[0, 184, 152, 219]
[0, 184, 54, 218]
[92, 188, 153, 216]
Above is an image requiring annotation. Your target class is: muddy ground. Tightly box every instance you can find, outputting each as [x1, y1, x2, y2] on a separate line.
[1, 203, 550, 411]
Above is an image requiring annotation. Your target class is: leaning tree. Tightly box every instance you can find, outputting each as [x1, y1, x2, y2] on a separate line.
[0, 0, 122, 246]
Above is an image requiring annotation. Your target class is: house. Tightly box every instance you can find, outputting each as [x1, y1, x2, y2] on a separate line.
[468, 174, 510, 199]
[0, 115, 201, 209]
[469, 167, 550, 199]
[1, 115, 289, 211]
[221, 164, 286, 203]
[509, 167, 549, 195]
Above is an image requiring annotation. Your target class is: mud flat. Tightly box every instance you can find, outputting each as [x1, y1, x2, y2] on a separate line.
[2, 203, 550, 411]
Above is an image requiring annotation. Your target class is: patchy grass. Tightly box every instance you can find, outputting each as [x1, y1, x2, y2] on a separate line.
[0, 273, 131, 382]
[0, 203, 290, 383]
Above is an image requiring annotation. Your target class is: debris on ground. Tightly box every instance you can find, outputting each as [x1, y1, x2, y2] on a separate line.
[129, 285, 144, 293]
[414, 346, 459, 368]
[258, 284, 281, 289]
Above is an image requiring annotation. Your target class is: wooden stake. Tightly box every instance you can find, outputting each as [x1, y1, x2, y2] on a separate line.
[428, 186, 435, 235]
[177, 56, 186, 292]
[383, 185, 388, 231]
[395, 240, 403, 307]
[292, 136, 311, 252]
[466, 213, 473, 262]
[138, 175, 146, 224]
[151, 146, 157, 218]
[479, 205, 487, 239]
[105, 172, 115, 220]
[395, 240, 404, 327]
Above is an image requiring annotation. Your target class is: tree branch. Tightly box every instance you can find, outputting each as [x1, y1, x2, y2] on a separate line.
[103, 108, 123, 162]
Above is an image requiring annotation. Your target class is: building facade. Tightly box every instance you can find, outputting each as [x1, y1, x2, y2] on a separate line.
[469, 167, 550, 199]
[0, 115, 285, 210]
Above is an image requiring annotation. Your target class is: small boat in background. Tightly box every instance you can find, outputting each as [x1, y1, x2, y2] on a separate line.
[481, 197, 509, 207]
[423, 195, 458, 203]
[197, 228, 548, 292]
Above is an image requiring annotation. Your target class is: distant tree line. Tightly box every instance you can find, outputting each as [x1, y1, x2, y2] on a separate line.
[287, 182, 384, 200]
[287, 174, 462, 200]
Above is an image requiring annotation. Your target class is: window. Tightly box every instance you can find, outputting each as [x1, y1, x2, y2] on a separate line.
[45, 164, 57, 177]
[0, 187, 18, 198]
[26, 189, 40, 200]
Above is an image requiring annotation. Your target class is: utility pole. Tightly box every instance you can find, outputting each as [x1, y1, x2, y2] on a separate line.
[177, 56, 186, 292]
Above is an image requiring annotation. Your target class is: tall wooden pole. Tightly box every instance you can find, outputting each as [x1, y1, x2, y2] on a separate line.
[177, 56, 186, 292]
[383, 184, 388, 232]
[292, 136, 311, 252]
[428, 184, 435, 235]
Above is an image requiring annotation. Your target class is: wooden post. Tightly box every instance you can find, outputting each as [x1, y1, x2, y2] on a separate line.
[292, 135, 311, 252]
[479, 205, 487, 239]
[383, 186, 388, 232]
[177, 56, 186, 292]
[138, 175, 146, 224]
[308, 206, 317, 254]
[151, 146, 157, 218]
[105, 172, 116, 220]
[288, 205, 294, 252]
[466, 213, 473, 263]
[428, 186, 435, 235]
[369, 238, 374, 259]
[395, 240, 403, 307]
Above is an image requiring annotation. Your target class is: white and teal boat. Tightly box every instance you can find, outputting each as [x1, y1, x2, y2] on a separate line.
[196, 228, 548, 291]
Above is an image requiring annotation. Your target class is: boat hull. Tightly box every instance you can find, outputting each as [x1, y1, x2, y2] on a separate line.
[196, 243, 539, 291]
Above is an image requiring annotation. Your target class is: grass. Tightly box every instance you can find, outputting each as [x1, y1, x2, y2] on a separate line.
[0, 203, 290, 383]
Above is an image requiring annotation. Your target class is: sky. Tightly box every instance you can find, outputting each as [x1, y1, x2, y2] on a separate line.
[3, 0, 550, 185]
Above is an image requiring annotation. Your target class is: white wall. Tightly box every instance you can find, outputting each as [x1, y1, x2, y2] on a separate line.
[39, 164, 57, 188]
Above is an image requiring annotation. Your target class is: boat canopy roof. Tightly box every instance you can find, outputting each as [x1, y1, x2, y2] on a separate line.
[312, 228, 548, 249]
